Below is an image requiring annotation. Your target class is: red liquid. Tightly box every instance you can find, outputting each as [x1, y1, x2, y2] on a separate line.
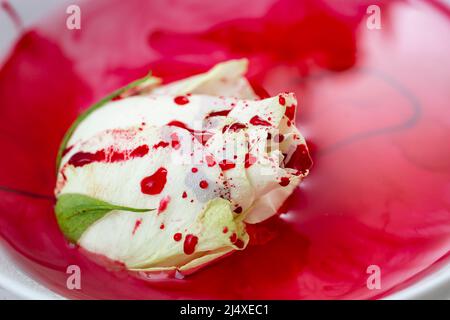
[132, 219, 143, 236]
[167, 120, 213, 145]
[153, 141, 169, 150]
[249, 115, 272, 126]
[286, 144, 313, 174]
[222, 122, 247, 133]
[158, 196, 171, 214]
[174, 95, 190, 105]
[0, 0, 449, 299]
[173, 233, 183, 242]
[285, 104, 295, 121]
[199, 180, 209, 189]
[218, 160, 236, 171]
[279, 177, 290, 187]
[170, 133, 181, 150]
[183, 235, 199, 255]
[141, 167, 168, 196]
[205, 109, 232, 119]
[245, 153, 257, 168]
[68, 144, 149, 167]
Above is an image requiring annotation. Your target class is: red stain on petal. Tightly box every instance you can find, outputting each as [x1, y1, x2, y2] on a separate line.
[279, 177, 290, 187]
[199, 180, 209, 189]
[132, 218, 143, 235]
[174, 95, 189, 105]
[274, 134, 284, 143]
[109, 149, 126, 162]
[130, 144, 149, 157]
[222, 122, 247, 133]
[234, 206, 243, 214]
[158, 195, 171, 214]
[183, 234, 198, 255]
[173, 233, 182, 242]
[234, 239, 245, 249]
[68, 144, 149, 167]
[167, 120, 212, 145]
[68, 150, 106, 167]
[219, 159, 236, 171]
[205, 154, 216, 167]
[285, 144, 312, 174]
[205, 109, 231, 119]
[170, 132, 181, 150]
[141, 167, 168, 195]
[61, 145, 73, 157]
[244, 153, 257, 168]
[153, 141, 169, 149]
[250, 115, 271, 126]
[285, 104, 295, 121]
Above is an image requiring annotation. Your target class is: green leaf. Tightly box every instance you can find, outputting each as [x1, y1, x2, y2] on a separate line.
[55, 193, 154, 243]
[56, 72, 154, 171]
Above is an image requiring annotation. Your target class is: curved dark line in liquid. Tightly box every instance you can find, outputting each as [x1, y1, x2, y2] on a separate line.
[318, 67, 422, 155]
[0, 236, 67, 271]
[0, 185, 54, 201]
[0, 0, 22, 31]
[425, 0, 450, 19]
[0, 187, 61, 270]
